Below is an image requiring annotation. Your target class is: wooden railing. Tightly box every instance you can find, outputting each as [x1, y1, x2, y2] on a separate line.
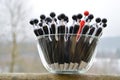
[0, 73, 120, 80]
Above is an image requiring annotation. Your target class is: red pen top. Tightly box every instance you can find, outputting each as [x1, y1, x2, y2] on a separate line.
[76, 20, 85, 40]
[77, 20, 85, 34]
[84, 11, 89, 16]
[76, 11, 89, 37]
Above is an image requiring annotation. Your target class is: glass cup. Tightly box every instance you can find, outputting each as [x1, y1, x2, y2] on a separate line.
[37, 34, 98, 74]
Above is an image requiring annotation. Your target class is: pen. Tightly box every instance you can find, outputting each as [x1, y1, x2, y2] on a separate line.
[40, 14, 55, 69]
[73, 25, 89, 69]
[57, 14, 66, 70]
[69, 15, 80, 69]
[79, 27, 102, 69]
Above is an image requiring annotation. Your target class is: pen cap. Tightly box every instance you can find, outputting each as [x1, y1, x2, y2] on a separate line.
[82, 25, 89, 34]
[88, 27, 95, 35]
[51, 24, 56, 34]
[73, 25, 79, 34]
[95, 27, 102, 36]
[38, 28, 44, 35]
[43, 26, 49, 34]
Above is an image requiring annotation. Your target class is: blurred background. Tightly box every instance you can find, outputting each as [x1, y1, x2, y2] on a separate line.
[0, 0, 120, 74]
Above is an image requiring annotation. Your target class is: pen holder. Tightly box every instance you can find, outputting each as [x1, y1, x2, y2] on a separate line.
[37, 34, 98, 74]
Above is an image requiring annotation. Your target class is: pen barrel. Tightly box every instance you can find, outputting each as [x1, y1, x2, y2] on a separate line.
[58, 36, 65, 64]
[74, 36, 86, 63]
[83, 38, 98, 63]
[38, 37, 51, 64]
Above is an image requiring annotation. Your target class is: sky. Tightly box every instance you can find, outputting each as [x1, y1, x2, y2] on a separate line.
[30, 0, 120, 38]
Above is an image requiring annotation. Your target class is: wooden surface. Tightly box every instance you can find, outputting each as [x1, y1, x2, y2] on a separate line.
[0, 73, 120, 80]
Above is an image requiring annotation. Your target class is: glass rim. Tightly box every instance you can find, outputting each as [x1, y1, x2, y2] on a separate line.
[37, 34, 99, 39]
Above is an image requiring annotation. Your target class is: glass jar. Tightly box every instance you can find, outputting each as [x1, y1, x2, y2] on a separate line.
[37, 34, 98, 74]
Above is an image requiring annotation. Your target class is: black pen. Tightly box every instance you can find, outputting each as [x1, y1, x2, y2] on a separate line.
[78, 27, 95, 69]
[73, 25, 89, 69]
[63, 16, 70, 70]
[57, 14, 66, 70]
[69, 15, 80, 70]
[64, 16, 69, 41]
[29, 19, 40, 36]
[37, 24, 52, 67]
[29, 19, 52, 66]
[49, 12, 60, 70]
[79, 27, 102, 69]
[79, 18, 107, 69]
[40, 14, 55, 69]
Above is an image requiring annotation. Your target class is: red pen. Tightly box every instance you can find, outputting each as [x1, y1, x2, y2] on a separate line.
[76, 11, 89, 40]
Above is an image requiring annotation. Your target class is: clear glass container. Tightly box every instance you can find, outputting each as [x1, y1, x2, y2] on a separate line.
[37, 34, 98, 74]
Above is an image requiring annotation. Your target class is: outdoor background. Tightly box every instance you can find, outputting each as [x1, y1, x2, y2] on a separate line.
[0, 0, 120, 74]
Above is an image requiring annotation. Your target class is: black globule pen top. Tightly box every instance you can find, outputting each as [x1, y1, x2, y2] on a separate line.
[88, 14, 94, 20]
[50, 12, 56, 18]
[77, 13, 83, 19]
[54, 18, 57, 22]
[29, 20, 34, 25]
[40, 14, 46, 20]
[60, 13, 66, 19]
[45, 17, 52, 23]
[95, 17, 101, 23]
[39, 23, 43, 27]
[57, 15, 61, 20]
[102, 18, 107, 23]
[102, 23, 107, 28]
[72, 15, 77, 21]
[64, 16, 69, 23]
[34, 19, 39, 24]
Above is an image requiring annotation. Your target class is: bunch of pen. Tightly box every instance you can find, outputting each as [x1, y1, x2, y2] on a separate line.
[29, 11, 107, 71]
